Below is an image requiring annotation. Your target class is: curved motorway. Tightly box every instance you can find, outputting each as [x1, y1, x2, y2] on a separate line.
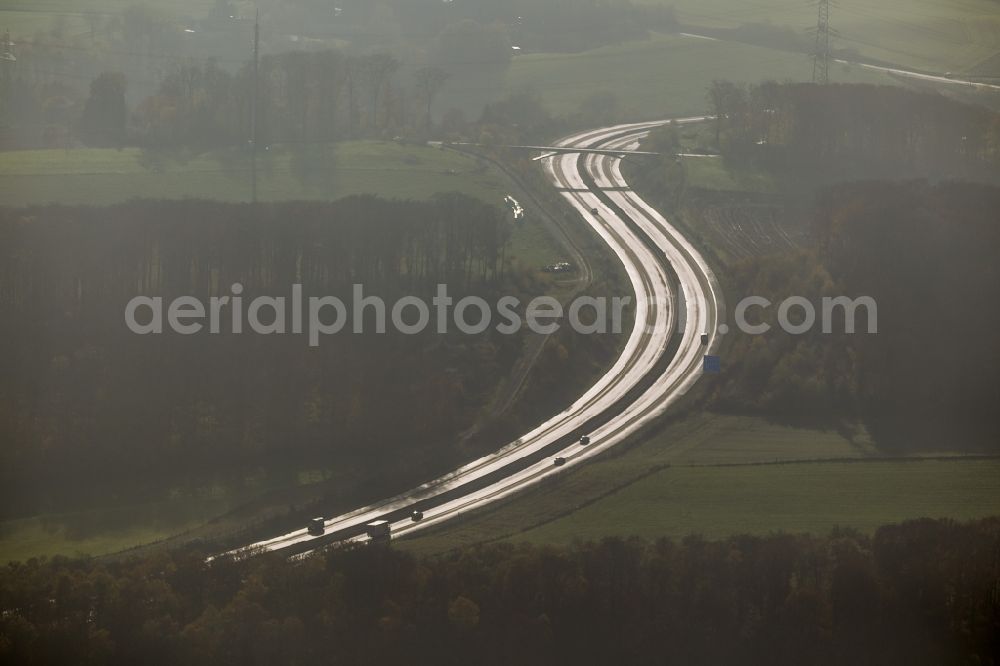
[220, 119, 722, 558]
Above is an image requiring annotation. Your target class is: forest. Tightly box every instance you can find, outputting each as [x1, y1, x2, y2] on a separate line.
[707, 82, 1000, 186]
[0, 517, 996, 665]
[0, 195, 526, 516]
[708, 180, 1000, 450]
[624, 84, 1000, 451]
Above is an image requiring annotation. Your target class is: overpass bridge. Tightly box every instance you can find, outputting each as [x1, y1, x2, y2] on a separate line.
[442, 142, 661, 160]
[433, 141, 719, 162]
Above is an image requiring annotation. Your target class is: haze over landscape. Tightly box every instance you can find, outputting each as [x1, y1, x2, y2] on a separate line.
[1, 0, 999, 663]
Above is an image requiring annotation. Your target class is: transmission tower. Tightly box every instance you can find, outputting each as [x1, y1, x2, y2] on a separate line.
[0, 30, 15, 88]
[1, 31, 13, 61]
[811, 0, 831, 85]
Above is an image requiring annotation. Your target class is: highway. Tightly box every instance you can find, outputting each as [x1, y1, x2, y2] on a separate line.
[675, 31, 1000, 92]
[217, 118, 721, 559]
[832, 59, 1000, 91]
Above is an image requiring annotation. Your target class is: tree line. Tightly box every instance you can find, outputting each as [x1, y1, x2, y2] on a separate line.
[708, 180, 1000, 451]
[136, 51, 436, 150]
[0, 195, 510, 311]
[0, 196, 518, 515]
[0, 517, 997, 665]
[707, 82, 1000, 185]
[1, 0, 677, 150]
[630, 83, 1000, 451]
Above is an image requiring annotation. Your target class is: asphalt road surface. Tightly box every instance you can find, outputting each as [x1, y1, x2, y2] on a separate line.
[218, 119, 722, 559]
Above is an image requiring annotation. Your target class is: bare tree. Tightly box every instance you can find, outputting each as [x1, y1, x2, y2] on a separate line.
[345, 55, 361, 137]
[707, 80, 743, 149]
[413, 66, 450, 131]
[361, 53, 400, 131]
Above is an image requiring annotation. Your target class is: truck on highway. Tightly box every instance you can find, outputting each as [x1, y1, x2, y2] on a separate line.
[365, 520, 391, 544]
[307, 517, 325, 536]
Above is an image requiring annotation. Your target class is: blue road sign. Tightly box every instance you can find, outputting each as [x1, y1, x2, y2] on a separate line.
[703, 355, 721, 373]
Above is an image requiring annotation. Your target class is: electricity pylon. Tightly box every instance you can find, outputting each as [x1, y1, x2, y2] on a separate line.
[811, 0, 831, 85]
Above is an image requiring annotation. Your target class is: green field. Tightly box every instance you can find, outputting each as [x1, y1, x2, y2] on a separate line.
[401, 413, 1000, 553]
[0, 496, 241, 563]
[0, 141, 575, 269]
[513, 459, 1000, 545]
[683, 156, 776, 193]
[0, 463, 353, 562]
[503, 32, 896, 119]
[651, 0, 1000, 73]
[0, 0, 215, 36]
[0, 141, 506, 205]
[501, 0, 1000, 119]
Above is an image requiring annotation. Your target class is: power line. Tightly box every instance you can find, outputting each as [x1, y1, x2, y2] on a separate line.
[250, 8, 259, 204]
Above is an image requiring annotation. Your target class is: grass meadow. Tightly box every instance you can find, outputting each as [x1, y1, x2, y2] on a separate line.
[401, 414, 1000, 553]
